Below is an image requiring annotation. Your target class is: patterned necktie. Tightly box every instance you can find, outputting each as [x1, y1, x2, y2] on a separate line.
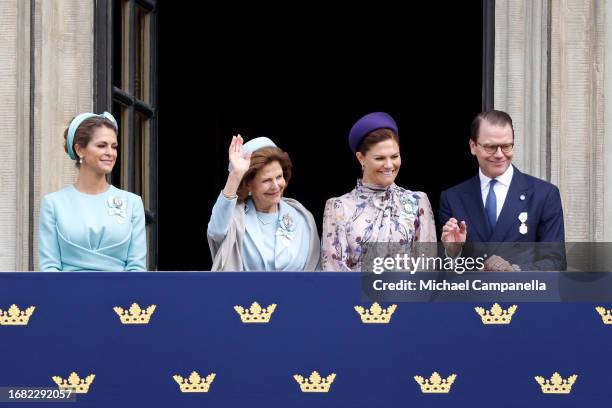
[485, 179, 497, 233]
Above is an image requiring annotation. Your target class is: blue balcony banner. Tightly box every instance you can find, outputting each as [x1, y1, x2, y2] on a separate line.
[0, 272, 611, 407]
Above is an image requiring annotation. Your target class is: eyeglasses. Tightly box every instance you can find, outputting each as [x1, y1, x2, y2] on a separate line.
[476, 142, 514, 154]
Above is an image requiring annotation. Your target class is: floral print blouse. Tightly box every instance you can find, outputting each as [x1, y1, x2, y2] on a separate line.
[321, 180, 437, 271]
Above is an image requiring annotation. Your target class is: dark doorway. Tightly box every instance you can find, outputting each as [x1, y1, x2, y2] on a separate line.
[158, 3, 483, 270]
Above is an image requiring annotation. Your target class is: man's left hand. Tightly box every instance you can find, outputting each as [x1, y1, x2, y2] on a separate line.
[483, 255, 514, 271]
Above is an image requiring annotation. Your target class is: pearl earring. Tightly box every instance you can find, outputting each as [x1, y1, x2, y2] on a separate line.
[79, 157, 83, 164]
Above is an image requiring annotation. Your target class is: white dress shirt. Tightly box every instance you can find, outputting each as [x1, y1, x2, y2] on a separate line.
[479, 165, 514, 220]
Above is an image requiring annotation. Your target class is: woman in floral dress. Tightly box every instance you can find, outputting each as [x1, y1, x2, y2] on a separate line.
[321, 112, 437, 271]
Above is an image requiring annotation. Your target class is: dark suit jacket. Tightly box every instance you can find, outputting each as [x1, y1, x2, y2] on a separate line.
[439, 166, 566, 271]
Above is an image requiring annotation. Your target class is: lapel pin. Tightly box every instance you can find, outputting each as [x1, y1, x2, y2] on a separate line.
[520, 194, 525, 201]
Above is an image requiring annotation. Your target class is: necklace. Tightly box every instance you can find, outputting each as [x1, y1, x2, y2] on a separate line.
[256, 212, 276, 226]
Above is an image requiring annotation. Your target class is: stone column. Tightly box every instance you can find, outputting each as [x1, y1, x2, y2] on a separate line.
[32, 0, 94, 269]
[550, 0, 605, 241]
[0, 0, 31, 270]
[604, 0, 612, 241]
[496, 0, 607, 242]
[494, 0, 549, 179]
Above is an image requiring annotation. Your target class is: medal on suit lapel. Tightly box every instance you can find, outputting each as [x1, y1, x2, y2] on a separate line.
[518, 212, 528, 234]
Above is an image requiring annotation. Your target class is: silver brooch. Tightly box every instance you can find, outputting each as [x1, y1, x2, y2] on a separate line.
[281, 213, 295, 232]
[276, 213, 296, 246]
[107, 196, 126, 223]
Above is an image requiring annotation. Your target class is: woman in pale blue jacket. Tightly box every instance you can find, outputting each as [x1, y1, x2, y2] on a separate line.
[207, 135, 320, 271]
[39, 112, 147, 271]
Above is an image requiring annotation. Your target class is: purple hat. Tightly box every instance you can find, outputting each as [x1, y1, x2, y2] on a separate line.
[348, 112, 398, 153]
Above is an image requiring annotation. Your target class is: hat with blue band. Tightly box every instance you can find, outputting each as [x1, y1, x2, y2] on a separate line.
[66, 112, 118, 160]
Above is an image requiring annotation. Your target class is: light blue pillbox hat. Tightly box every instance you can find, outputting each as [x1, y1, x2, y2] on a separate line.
[227, 136, 277, 172]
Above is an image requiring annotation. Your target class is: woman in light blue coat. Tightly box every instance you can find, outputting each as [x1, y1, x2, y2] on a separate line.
[207, 135, 320, 271]
[39, 112, 147, 271]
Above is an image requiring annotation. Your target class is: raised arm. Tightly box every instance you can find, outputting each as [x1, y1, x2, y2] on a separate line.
[207, 135, 250, 242]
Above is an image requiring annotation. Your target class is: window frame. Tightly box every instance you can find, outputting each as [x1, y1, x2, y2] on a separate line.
[94, 0, 158, 270]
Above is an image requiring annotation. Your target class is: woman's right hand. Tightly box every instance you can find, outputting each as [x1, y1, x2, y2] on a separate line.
[229, 134, 252, 176]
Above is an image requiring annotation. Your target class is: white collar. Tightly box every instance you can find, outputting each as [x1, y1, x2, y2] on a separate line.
[479, 164, 514, 188]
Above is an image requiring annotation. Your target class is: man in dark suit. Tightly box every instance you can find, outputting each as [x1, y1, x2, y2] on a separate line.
[440, 110, 565, 271]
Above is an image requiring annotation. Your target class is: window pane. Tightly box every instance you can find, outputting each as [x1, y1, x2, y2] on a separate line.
[134, 111, 152, 269]
[112, 0, 128, 89]
[135, 6, 151, 102]
[134, 112, 150, 203]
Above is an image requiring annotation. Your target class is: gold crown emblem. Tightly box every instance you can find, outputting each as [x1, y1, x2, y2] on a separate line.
[534, 372, 577, 394]
[113, 303, 156, 324]
[52, 372, 95, 394]
[475, 303, 517, 324]
[595, 306, 612, 324]
[0, 304, 35, 326]
[414, 372, 457, 393]
[354, 303, 397, 324]
[234, 302, 276, 323]
[173, 371, 216, 393]
[293, 371, 336, 393]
